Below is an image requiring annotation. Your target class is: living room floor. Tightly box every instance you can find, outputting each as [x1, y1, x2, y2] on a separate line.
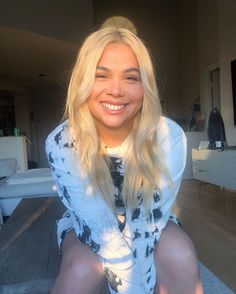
[174, 179, 236, 292]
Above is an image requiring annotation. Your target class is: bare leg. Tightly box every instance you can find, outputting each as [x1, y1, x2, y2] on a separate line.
[51, 230, 107, 294]
[154, 221, 203, 294]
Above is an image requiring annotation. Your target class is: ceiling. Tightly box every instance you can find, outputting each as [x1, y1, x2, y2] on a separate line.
[0, 0, 93, 89]
[0, 26, 78, 88]
[0, 0, 194, 90]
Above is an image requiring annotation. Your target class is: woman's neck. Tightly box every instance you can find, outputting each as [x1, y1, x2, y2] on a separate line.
[99, 127, 132, 148]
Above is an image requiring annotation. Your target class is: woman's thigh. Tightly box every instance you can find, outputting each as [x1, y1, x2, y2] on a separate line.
[51, 230, 107, 294]
[154, 221, 203, 294]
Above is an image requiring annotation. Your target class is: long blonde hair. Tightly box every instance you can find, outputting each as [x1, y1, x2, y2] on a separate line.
[65, 27, 167, 210]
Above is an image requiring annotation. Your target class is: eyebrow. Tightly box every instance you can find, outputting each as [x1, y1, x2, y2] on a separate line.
[96, 66, 140, 74]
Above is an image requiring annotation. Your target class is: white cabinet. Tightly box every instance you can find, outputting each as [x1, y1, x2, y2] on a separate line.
[192, 149, 236, 191]
[183, 132, 206, 179]
[0, 136, 28, 171]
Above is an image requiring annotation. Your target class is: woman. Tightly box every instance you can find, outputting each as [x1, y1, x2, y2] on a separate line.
[46, 27, 203, 294]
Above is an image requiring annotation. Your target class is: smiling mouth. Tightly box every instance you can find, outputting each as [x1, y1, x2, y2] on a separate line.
[102, 103, 126, 110]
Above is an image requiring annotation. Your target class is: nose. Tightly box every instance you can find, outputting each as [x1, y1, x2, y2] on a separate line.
[105, 78, 124, 98]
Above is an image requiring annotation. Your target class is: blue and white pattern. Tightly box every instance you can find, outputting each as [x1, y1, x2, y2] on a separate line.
[45, 116, 187, 294]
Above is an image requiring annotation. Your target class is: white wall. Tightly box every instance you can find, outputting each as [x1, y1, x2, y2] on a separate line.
[197, 0, 219, 127]
[197, 0, 236, 146]
[218, 0, 236, 146]
[27, 87, 66, 167]
[177, 1, 199, 120]
[14, 92, 30, 137]
[197, 0, 219, 70]
[0, 81, 24, 93]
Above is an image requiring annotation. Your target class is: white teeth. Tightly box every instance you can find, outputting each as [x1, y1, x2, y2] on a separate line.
[102, 103, 124, 110]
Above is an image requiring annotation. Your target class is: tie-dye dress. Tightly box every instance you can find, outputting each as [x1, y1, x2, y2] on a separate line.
[45, 116, 186, 294]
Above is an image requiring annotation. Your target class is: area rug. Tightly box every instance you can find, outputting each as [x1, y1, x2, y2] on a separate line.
[199, 263, 234, 294]
[0, 263, 234, 294]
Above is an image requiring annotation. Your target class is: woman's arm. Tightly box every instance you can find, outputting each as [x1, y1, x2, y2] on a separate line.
[124, 118, 187, 292]
[45, 127, 145, 293]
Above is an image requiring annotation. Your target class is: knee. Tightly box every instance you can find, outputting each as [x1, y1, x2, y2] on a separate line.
[61, 244, 103, 281]
[155, 222, 200, 278]
[52, 244, 105, 294]
[154, 222, 203, 293]
[51, 231, 106, 294]
[170, 236, 199, 278]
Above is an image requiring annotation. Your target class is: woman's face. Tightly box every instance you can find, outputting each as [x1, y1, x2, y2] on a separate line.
[88, 42, 144, 142]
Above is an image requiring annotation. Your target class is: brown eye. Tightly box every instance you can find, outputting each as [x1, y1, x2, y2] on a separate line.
[95, 73, 107, 79]
[126, 76, 140, 82]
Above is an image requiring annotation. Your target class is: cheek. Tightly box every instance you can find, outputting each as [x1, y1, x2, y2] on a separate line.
[88, 91, 98, 104]
[129, 86, 144, 105]
[87, 94, 97, 115]
[88, 83, 105, 102]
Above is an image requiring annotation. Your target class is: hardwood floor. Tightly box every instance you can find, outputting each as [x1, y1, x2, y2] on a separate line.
[174, 179, 236, 292]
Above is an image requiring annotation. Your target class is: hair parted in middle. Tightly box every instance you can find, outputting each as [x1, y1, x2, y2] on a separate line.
[65, 27, 170, 211]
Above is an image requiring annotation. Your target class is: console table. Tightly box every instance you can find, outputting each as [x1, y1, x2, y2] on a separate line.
[192, 148, 236, 191]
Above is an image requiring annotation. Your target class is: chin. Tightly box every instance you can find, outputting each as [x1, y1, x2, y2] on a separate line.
[103, 120, 126, 129]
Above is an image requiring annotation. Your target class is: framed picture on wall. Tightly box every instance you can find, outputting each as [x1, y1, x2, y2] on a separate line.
[231, 59, 236, 125]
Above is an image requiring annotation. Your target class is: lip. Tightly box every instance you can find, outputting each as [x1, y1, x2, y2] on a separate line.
[101, 101, 127, 114]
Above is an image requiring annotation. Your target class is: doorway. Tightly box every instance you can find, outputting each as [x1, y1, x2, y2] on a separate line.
[0, 91, 16, 136]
